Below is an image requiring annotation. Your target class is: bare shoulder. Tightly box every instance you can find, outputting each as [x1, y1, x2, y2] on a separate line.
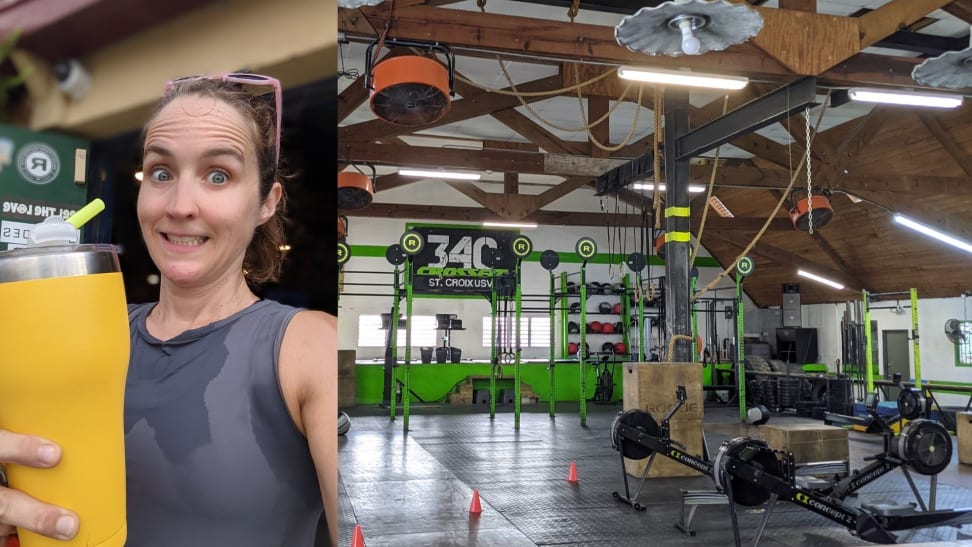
[279, 310, 337, 414]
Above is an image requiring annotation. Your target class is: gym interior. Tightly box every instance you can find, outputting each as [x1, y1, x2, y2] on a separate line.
[337, 1, 972, 546]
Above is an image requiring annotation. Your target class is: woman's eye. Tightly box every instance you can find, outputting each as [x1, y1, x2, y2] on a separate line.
[207, 170, 229, 185]
[150, 167, 171, 182]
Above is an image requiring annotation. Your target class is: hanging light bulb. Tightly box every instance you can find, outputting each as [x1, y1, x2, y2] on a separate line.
[672, 15, 701, 55]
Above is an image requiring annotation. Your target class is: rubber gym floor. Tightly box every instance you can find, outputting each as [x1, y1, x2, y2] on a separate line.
[337, 401, 972, 547]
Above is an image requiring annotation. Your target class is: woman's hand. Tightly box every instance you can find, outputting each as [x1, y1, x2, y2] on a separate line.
[0, 431, 78, 543]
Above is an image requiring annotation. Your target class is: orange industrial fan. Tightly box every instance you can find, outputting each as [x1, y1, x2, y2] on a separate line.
[338, 164, 376, 210]
[365, 38, 455, 126]
[789, 191, 834, 231]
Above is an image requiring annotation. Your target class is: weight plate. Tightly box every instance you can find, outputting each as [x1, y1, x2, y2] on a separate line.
[713, 437, 780, 506]
[626, 252, 646, 272]
[385, 244, 407, 265]
[576, 237, 597, 260]
[511, 235, 533, 258]
[897, 419, 952, 476]
[897, 388, 927, 421]
[338, 411, 351, 436]
[337, 241, 351, 266]
[611, 410, 658, 460]
[540, 249, 560, 271]
[400, 230, 425, 255]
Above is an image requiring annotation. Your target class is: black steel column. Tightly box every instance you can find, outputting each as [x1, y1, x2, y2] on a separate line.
[663, 88, 693, 363]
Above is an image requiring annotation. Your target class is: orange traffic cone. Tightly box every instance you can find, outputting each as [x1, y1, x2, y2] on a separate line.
[351, 524, 366, 547]
[568, 461, 579, 483]
[469, 489, 483, 513]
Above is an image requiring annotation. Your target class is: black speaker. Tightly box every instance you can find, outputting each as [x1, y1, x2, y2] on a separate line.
[782, 283, 801, 294]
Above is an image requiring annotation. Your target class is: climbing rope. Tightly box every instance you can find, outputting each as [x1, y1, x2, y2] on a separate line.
[690, 94, 730, 266]
[573, 64, 644, 151]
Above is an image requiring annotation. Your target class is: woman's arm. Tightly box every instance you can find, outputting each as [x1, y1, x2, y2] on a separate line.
[279, 310, 338, 546]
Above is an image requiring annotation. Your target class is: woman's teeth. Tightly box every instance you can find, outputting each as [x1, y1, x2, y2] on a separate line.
[165, 234, 207, 246]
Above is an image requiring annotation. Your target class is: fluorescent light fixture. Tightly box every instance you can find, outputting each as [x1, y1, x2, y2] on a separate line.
[894, 214, 972, 254]
[847, 88, 962, 109]
[797, 269, 845, 290]
[617, 66, 748, 90]
[398, 168, 481, 180]
[632, 183, 706, 193]
[482, 221, 538, 229]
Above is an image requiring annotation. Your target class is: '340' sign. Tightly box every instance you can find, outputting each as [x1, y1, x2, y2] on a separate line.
[409, 226, 517, 296]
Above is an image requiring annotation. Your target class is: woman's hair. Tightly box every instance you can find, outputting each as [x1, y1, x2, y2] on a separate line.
[142, 76, 290, 286]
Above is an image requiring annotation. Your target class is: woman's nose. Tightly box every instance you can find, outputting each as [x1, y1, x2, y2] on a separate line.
[164, 178, 199, 218]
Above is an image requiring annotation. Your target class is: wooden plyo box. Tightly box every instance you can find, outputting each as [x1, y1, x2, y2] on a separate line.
[622, 362, 704, 420]
[957, 411, 972, 464]
[624, 418, 704, 478]
[759, 423, 849, 464]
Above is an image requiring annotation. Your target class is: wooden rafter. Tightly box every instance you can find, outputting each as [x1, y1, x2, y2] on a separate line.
[916, 112, 972, 176]
[339, 203, 643, 227]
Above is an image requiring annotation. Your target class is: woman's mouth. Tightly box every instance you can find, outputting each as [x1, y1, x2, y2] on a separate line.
[163, 233, 208, 247]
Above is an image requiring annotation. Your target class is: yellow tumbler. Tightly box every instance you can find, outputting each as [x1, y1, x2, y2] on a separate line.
[0, 244, 129, 547]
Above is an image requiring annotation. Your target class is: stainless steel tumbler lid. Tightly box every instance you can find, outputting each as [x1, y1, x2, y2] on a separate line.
[0, 244, 121, 283]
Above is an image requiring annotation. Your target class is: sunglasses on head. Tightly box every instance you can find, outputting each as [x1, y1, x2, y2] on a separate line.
[163, 72, 282, 166]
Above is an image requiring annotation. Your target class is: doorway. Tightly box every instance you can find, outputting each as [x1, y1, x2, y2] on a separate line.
[883, 329, 910, 400]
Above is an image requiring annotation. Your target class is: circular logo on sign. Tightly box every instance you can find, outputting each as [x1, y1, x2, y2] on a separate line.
[575, 237, 597, 260]
[511, 235, 533, 258]
[737, 256, 755, 277]
[337, 242, 351, 266]
[400, 230, 424, 255]
[16, 143, 60, 185]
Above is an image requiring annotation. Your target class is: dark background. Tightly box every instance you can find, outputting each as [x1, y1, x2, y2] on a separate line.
[87, 76, 338, 315]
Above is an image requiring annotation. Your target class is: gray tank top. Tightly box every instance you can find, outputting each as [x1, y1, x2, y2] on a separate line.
[124, 299, 325, 546]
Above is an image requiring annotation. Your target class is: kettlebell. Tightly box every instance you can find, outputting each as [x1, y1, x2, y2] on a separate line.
[568, 321, 581, 334]
[598, 301, 613, 314]
[601, 342, 615, 354]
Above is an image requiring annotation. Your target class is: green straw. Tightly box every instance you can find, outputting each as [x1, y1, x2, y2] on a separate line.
[66, 198, 106, 230]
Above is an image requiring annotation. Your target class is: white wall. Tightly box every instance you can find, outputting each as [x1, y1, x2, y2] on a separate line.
[804, 296, 972, 406]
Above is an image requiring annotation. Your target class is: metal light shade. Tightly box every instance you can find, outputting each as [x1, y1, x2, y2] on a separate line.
[912, 48, 972, 90]
[615, 0, 764, 57]
[338, 171, 375, 209]
[789, 195, 834, 231]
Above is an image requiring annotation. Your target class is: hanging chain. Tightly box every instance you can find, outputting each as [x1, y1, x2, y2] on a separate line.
[477, 0, 486, 12]
[804, 107, 814, 235]
[568, 0, 580, 22]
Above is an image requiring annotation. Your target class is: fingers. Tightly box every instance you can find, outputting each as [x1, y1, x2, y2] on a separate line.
[0, 489, 77, 541]
[0, 431, 60, 469]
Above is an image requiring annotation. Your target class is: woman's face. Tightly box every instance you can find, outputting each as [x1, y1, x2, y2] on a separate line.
[138, 95, 280, 289]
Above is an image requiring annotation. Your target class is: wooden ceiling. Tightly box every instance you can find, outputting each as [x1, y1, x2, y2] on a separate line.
[337, 0, 972, 307]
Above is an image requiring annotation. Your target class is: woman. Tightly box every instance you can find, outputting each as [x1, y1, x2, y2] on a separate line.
[0, 74, 337, 546]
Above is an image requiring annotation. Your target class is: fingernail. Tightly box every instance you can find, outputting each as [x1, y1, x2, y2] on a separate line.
[55, 515, 77, 538]
[37, 445, 58, 466]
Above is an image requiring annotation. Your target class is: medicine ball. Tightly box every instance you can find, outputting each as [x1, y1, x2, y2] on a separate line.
[598, 301, 613, 314]
[569, 302, 581, 314]
[590, 321, 603, 333]
[568, 321, 581, 334]
[568, 342, 579, 355]
[601, 342, 616, 354]
[612, 303, 622, 314]
[601, 322, 615, 334]
[614, 322, 624, 333]
[614, 342, 627, 354]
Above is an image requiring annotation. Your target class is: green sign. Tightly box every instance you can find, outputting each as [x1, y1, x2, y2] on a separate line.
[737, 256, 755, 277]
[0, 124, 89, 250]
[511, 235, 532, 258]
[337, 241, 350, 265]
[400, 230, 425, 255]
[575, 237, 597, 260]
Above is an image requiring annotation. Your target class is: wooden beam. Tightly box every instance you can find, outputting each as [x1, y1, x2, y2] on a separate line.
[337, 76, 368, 123]
[340, 203, 643, 227]
[809, 231, 867, 289]
[916, 112, 972, 176]
[858, 0, 954, 49]
[338, 74, 563, 142]
[588, 95, 610, 159]
[490, 109, 589, 156]
[691, 216, 794, 232]
[779, 0, 816, 11]
[750, 8, 858, 75]
[373, 172, 421, 193]
[706, 231, 860, 291]
[943, 0, 972, 23]
[815, 106, 888, 183]
[504, 172, 519, 195]
[852, 190, 972, 240]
